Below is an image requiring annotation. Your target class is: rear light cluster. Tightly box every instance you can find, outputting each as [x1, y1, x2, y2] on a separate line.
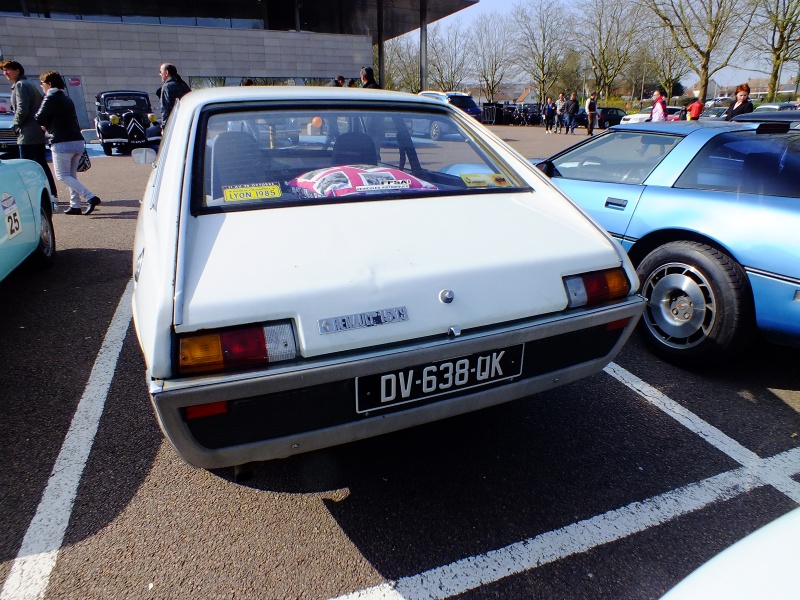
[564, 267, 631, 308]
[178, 321, 296, 375]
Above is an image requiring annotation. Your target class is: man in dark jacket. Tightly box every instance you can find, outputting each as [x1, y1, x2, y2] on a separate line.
[564, 92, 579, 134]
[360, 66, 381, 89]
[2, 60, 58, 205]
[159, 63, 191, 123]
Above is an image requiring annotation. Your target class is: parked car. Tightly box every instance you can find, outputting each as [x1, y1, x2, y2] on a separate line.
[535, 120, 800, 366]
[704, 97, 732, 108]
[94, 90, 161, 155]
[0, 93, 18, 156]
[662, 507, 800, 599]
[0, 157, 55, 282]
[621, 106, 683, 124]
[418, 91, 483, 123]
[575, 106, 627, 129]
[130, 86, 644, 470]
[699, 106, 728, 119]
[752, 102, 796, 113]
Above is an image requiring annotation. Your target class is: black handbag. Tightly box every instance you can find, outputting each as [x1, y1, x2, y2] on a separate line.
[77, 147, 91, 172]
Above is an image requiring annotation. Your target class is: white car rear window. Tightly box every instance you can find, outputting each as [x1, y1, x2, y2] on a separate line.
[198, 106, 524, 210]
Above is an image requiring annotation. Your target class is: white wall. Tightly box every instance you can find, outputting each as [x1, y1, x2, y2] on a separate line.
[0, 15, 372, 118]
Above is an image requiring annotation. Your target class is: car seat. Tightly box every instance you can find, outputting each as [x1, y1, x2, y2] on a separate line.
[331, 132, 377, 166]
[210, 131, 267, 199]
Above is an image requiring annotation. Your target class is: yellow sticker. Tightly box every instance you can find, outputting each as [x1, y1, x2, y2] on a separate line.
[460, 174, 511, 187]
[223, 183, 282, 202]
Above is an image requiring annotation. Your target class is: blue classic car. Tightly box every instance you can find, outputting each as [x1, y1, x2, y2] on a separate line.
[0, 158, 55, 282]
[537, 120, 800, 366]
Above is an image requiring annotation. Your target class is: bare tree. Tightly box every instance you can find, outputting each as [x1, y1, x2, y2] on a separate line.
[646, 0, 758, 102]
[743, 0, 800, 100]
[472, 13, 516, 103]
[572, 0, 644, 100]
[384, 34, 421, 93]
[653, 41, 692, 100]
[428, 19, 471, 91]
[512, 0, 562, 105]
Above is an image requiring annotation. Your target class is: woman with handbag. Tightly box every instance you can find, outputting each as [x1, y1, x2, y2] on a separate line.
[34, 71, 101, 215]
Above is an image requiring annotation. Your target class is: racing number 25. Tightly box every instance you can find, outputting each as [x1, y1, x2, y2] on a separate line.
[5, 209, 21, 239]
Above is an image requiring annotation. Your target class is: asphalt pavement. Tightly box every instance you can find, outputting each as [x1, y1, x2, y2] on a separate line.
[1, 124, 798, 600]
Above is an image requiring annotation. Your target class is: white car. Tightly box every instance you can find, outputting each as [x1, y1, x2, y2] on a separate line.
[621, 106, 683, 124]
[131, 87, 644, 470]
[662, 507, 800, 599]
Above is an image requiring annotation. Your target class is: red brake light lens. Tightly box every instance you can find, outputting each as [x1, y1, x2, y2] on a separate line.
[564, 268, 631, 308]
[178, 322, 296, 375]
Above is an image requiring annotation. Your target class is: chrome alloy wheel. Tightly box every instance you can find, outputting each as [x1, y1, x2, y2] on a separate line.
[641, 262, 716, 349]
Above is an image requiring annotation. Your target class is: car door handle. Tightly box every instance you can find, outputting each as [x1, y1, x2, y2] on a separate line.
[604, 197, 628, 210]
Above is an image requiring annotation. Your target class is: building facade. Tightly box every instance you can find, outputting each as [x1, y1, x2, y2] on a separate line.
[1, 0, 474, 125]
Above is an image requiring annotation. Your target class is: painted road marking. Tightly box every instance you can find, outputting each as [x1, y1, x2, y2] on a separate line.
[0, 281, 133, 600]
[330, 363, 800, 600]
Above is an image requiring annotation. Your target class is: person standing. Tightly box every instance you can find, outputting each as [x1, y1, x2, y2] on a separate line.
[35, 71, 101, 216]
[543, 97, 556, 134]
[565, 92, 579, 134]
[723, 83, 754, 121]
[585, 91, 597, 135]
[650, 89, 667, 122]
[687, 98, 703, 120]
[555, 92, 566, 133]
[159, 63, 191, 123]
[360, 66, 381, 89]
[1, 60, 59, 208]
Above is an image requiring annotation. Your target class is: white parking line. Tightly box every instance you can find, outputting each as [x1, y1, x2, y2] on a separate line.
[0, 282, 133, 600]
[605, 363, 800, 503]
[331, 363, 800, 600]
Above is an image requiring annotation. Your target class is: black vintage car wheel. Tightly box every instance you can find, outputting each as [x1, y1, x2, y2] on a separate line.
[603, 119, 611, 129]
[429, 121, 443, 141]
[636, 241, 754, 366]
[102, 143, 113, 156]
[30, 200, 56, 269]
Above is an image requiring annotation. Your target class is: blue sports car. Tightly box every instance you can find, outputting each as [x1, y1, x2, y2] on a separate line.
[537, 120, 800, 366]
[0, 158, 55, 282]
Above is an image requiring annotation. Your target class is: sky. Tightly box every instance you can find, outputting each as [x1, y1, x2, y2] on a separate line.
[436, 0, 780, 88]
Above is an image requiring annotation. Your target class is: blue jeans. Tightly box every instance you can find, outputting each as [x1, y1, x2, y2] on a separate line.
[564, 114, 575, 132]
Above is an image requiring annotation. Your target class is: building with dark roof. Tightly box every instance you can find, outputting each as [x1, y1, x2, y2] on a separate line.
[1, 0, 475, 125]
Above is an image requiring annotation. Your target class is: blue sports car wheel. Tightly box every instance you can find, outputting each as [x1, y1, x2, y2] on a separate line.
[637, 241, 754, 366]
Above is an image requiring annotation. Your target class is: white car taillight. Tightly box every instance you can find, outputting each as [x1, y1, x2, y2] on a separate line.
[564, 268, 632, 308]
[178, 321, 296, 375]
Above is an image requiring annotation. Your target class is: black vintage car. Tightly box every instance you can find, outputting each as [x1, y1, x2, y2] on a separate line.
[95, 90, 161, 155]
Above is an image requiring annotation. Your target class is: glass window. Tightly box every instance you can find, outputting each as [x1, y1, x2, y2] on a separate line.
[231, 18, 264, 30]
[551, 131, 681, 184]
[197, 17, 231, 28]
[196, 106, 526, 211]
[160, 16, 196, 26]
[447, 95, 479, 110]
[675, 131, 800, 197]
[123, 15, 160, 24]
[83, 14, 123, 22]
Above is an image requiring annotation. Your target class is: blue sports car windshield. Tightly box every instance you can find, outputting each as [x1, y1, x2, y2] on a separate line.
[551, 131, 682, 185]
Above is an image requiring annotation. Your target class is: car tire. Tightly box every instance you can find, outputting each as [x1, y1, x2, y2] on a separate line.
[102, 143, 113, 156]
[603, 120, 611, 129]
[429, 121, 442, 141]
[636, 241, 754, 366]
[30, 199, 56, 269]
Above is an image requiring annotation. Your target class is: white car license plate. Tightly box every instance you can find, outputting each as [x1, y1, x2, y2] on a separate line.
[356, 344, 524, 413]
